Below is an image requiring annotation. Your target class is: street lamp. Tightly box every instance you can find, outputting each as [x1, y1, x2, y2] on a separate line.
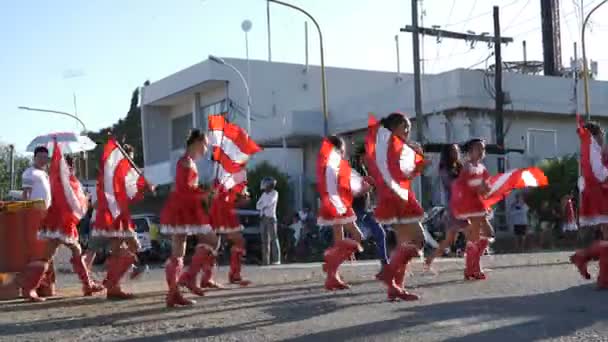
[18, 106, 87, 132]
[18, 106, 90, 179]
[209, 55, 252, 135]
[582, 0, 608, 119]
[267, 0, 329, 136]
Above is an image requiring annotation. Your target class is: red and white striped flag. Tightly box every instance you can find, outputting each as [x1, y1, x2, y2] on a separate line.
[482, 167, 548, 207]
[317, 139, 363, 216]
[208, 114, 262, 194]
[93, 138, 146, 234]
[365, 114, 425, 200]
[49, 140, 88, 222]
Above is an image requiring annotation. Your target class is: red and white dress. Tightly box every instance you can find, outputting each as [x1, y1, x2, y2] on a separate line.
[161, 156, 212, 235]
[316, 139, 363, 226]
[451, 162, 491, 220]
[38, 142, 88, 245]
[562, 198, 578, 232]
[365, 116, 425, 225]
[92, 138, 147, 238]
[577, 115, 608, 227]
[209, 189, 244, 233]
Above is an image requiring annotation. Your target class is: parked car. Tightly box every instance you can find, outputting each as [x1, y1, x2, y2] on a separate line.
[217, 209, 261, 265]
[131, 213, 171, 262]
[85, 213, 171, 264]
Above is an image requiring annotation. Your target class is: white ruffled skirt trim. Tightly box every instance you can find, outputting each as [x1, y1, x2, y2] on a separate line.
[579, 215, 608, 227]
[377, 216, 424, 225]
[214, 225, 244, 234]
[91, 228, 137, 238]
[37, 230, 79, 245]
[317, 216, 357, 227]
[454, 211, 488, 220]
[161, 224, 213, 236]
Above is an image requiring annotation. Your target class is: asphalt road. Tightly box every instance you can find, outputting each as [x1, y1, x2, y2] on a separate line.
[1, 252, 607, 342]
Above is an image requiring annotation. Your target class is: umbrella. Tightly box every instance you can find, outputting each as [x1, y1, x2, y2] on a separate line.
[26, 132, 96, 154]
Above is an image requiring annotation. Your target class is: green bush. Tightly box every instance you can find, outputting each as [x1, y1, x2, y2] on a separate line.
[247, 162, 290, 220]
[526, 154, 579, 212]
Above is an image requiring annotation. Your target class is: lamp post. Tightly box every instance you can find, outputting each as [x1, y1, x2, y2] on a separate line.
[209, 55, 252, 135]
[267, 0, 328, 136]
[17, 106, 90, 179]
[582, 0, 608, 119]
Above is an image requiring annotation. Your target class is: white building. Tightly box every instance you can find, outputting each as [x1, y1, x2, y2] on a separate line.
[140, 57, 608, 212]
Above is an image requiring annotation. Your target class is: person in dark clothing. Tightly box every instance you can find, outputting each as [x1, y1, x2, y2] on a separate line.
[352, 151, 388, 279]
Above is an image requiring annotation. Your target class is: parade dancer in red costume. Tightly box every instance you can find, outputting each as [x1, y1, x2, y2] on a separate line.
[92, 138, 150, 300]
[451, 138, 493, 281]
[20, 142, 104, 301]
[208, 187, 252, 287]
[160, 129, 217, 307]
[365, 113, 426, 301]
[205, 114, 261, 288]
[317, 136, 370, 290]
[425, 143, 468, 271]
[570, 116, 608, 289]
[452, 138, 548, 281]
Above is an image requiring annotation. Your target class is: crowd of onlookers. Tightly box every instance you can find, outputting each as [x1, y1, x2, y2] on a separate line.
[508, 192, 591, 252]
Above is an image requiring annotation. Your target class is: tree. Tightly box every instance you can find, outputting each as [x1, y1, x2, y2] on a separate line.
[246, 162, 291, 220]
[0, 144, 31, 198]
[526, 155, 579, 212]
[86, 81, 149, 178]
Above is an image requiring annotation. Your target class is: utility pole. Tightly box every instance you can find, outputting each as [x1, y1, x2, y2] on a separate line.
[8, 144, 15, 191]
[401, 4, 512, 208]
[411, 0, 423, 143]
[494, 6, 505, 174]
[401, 16, 513, 142]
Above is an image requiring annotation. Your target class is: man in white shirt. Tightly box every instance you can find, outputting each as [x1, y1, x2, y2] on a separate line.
[22, 146, 51, 208]
[257, 177, 280, 265]
[509, 193, 530, 252]
[20, 146, 55, 299]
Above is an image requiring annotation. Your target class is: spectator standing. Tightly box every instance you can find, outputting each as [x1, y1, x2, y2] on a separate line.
[256, 177, 280, 265]
[509, 194, 530, 252]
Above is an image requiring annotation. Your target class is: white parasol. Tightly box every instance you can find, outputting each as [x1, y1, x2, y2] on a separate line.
[26, 132, 97, 154]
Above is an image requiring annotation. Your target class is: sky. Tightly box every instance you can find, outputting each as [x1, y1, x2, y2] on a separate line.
[2, 0, 608, 153]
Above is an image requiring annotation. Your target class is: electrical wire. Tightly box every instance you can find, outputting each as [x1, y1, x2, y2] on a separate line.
[503, 0, 532, 31]
[442, 0, 523, 28]
[467, 51, 495, 69]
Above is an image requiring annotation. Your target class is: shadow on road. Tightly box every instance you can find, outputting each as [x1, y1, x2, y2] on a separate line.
[281, 284, 608, 342]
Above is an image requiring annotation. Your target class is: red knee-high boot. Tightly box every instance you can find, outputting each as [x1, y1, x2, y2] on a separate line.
[324, 239, 363, 291]
[71, 254, 105, 296]
[178, 244, 208, 296]
[464, 241, 484, 280]
[166, 256, 195, 307]
[200, 250, 224, 289]
[473, 238, 489, 280]
[383, 243, 419, 301]
[37, 261, 56, 298]
[103, 252, 136, 300]
[229, 246, 250, 286]
[19, 261, 49, 302]
[570, 241, 605, 280]
[596, 243, 608, 289]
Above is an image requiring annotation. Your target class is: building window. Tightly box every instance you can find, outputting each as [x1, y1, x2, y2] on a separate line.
[198, 100, 228, 128]
[171, 113, 193, 150]
[527, 128, 557, 159]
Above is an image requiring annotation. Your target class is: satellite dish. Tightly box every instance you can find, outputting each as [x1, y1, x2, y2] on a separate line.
[241, 20, 252, 32]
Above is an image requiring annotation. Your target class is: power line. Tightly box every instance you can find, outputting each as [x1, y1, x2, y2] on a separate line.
[442, 0, 523, 28]
[467, 51, 495, 69]
[509, 0, 601, 37]
[503, 0, 532, 31]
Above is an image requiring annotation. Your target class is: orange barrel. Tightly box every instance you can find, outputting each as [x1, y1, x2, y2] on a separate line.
[0, 201, 47, 273]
